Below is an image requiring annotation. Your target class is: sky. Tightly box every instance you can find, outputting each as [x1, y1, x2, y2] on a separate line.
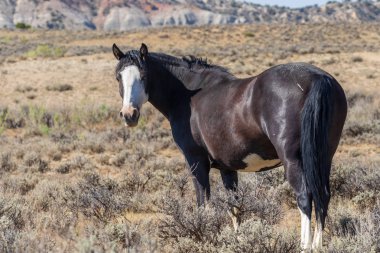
[247, 0, 340, 8]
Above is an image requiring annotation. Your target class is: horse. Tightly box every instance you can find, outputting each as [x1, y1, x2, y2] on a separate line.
[112, 43, 347, 251]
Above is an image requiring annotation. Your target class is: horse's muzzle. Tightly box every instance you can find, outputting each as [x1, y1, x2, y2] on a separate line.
[120, 106, 140, 127]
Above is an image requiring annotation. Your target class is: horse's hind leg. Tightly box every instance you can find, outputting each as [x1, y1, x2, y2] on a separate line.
[220, 170, 240, 231]
[312, 218, 324, 250]
[284, 158, 313, 251]
[312, 175, 330, 250]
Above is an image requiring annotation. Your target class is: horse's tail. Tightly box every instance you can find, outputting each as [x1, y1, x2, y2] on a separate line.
[301, 75, 334, 227]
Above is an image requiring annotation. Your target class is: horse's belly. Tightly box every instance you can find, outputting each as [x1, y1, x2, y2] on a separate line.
[240, 153, 281, 172]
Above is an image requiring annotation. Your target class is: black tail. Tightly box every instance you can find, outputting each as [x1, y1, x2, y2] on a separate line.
[301, 76, 334, 227]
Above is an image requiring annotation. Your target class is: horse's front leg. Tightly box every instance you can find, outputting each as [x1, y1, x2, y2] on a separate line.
[185, 154, 211, 206]
[220, 170, 240, 230]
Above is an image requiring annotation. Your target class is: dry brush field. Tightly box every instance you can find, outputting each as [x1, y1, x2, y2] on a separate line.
[0, 23, 379, 252]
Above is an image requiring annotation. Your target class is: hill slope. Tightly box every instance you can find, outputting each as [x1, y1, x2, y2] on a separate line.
[1, 0, 380, 30]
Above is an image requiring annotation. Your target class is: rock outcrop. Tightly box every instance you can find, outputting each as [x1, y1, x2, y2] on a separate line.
[1, 0, 379, 30]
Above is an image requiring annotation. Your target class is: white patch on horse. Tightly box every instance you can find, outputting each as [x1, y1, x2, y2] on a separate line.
[297, 83, 304, 91]
[228, 206, 240, 231]
[299, 208, 312, 251]
[121, 66, 148, 108]
[241, 154, 281, 172]
[312, 221, 323, 250]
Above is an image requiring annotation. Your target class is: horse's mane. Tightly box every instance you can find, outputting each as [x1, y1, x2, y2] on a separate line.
[148, 52, 236, 90]
[149, 53, 229, 72]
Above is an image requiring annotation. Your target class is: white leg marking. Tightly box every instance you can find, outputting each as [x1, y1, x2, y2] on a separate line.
[299, 208, 312, 251]
[228, 206, 240, 231]
[312, 221, 323, 250]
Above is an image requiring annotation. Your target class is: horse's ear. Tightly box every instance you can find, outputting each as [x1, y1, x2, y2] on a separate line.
[112, 43, 124, 60]
[140, 43, 148, 61]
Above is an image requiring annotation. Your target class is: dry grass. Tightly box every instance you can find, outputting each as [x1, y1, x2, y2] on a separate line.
[0, 23, 379, 252]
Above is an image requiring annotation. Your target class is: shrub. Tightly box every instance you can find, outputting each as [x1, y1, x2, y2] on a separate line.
[15, 86, 37, 93]
[45, 84, 73, 92]
[63, 173, 129, 222]
[351, 56, 363, 62]
[105, 223, 142, 249]
[159, 195, 298, 253]
[327, 202, 380, 252]
[15, 22, 31, 29]
[84, 140, 105, 154]
[23, 152, 49, 173]
[2, 177, 38, 195]
[70, 155, 92, 170]
[47, 149, 62, 161]
[243, 31, 255, 37]
[110, 150, 128, 167]
[122, 170, 153, 194]
[0, 198, 25, 252]
[218, 219, 299, 253]
[0, 108, 8, 135]
[56, 163, 71, 174]
[330, 162, 380, 208]
[0, 152, 16, 173]
[213, 178, 283, 225]
[158, 197, 227, 247]
[327, 204, 359, 237]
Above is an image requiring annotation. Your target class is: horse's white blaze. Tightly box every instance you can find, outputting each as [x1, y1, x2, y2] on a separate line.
[299, 208, 312, 251]
[312, 221, 323, 249]
[241, 154, 281, 172]
[121, 66, 148, 108]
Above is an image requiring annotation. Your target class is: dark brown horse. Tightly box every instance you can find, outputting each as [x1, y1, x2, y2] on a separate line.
[112, 43, 347, 251]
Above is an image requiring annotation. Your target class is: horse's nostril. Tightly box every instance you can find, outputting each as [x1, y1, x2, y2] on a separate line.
[131, 109, 139, 121]
[119, 111, 123, 118]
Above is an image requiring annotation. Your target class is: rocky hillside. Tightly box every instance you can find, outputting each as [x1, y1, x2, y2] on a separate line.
[1, 0, 380, 30]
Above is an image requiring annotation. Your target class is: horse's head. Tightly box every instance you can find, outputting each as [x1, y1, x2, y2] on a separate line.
[112, 43, 149, 127]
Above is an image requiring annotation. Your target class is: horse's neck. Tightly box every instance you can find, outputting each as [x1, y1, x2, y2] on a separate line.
[147, 60, 236, 119]
[147, 64, 193, 119]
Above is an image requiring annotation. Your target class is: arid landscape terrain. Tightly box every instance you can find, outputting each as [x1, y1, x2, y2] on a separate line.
[1, 0, 380, 30]
[0, 22, 379, 252]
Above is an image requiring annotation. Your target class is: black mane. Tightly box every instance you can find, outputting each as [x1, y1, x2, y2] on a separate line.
[148, 52, 236, 90]
[149, 53, 229, 73]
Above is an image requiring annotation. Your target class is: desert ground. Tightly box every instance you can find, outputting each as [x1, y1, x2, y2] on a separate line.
[0, 23, 379, 252]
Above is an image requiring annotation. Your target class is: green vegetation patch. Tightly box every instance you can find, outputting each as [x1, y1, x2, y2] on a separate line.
[26, 44, 66, 58]
[15, 22, 31, 30]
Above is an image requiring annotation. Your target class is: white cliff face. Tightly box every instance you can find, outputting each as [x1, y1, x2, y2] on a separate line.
[6, 0, 94, 29]
[0, 0, 15, 28]
[150, 8, 228, 26]
[104, 7, 151, 31]
[149, 9, 234, 26]
[12, 0, 37, 26]
[0, 0, 379, 30]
